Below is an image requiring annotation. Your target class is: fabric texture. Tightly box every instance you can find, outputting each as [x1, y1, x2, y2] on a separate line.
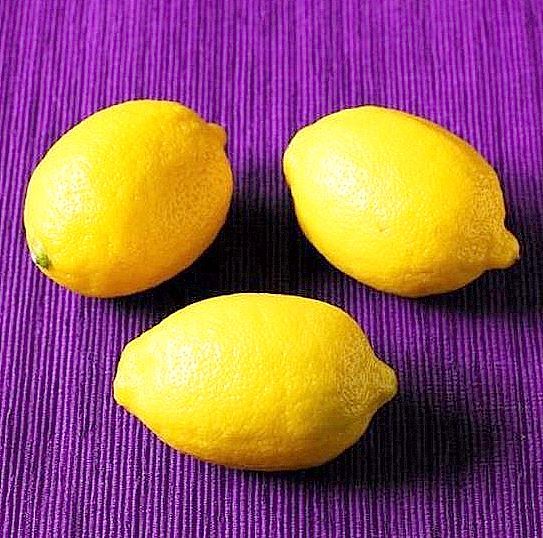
[1, 1, 542, 536]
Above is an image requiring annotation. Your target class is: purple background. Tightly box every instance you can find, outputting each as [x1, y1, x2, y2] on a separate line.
[1, 0, 542, 536]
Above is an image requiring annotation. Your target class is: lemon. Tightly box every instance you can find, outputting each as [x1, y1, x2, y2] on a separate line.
[283, 106, 519, 297]
[114, 293, 397, 470]
[23, 100, 233, 297]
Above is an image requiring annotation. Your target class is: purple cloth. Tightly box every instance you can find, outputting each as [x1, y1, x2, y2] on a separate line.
[1, 0, 542, 536]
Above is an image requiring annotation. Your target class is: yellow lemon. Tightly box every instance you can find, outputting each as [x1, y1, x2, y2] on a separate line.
[23, 100, 233, 297]
[283, 106, 519, 297]
[114, 293, 397, 470]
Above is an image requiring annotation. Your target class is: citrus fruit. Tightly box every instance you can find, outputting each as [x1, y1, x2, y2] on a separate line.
[283, 105, 519, 297]
[113, 293, 397, 470]
[24, 99, 233, 297]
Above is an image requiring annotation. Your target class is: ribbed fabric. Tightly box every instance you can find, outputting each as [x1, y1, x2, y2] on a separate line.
[1, 0, 542, 536]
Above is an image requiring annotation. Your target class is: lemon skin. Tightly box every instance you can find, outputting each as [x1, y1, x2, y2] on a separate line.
[24, 100, 233, 297]
[283, 106, 519, 297]
[114, 293, 397, 471]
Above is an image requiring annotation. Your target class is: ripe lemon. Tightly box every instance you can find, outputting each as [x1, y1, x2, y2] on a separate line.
[283, 106, 519, 297]
[114, 293, 397, 470]
[23, 100, 233, 297]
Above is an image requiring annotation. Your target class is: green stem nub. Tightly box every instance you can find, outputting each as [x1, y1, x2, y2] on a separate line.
[33, 251, 51, 270]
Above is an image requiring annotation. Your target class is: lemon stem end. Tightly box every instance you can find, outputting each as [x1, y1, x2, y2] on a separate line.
[31, 250, 51, 270]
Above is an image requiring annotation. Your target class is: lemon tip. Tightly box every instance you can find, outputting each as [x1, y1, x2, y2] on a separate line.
[490, 229, 520, 269]
[208, 123, 227, 146]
